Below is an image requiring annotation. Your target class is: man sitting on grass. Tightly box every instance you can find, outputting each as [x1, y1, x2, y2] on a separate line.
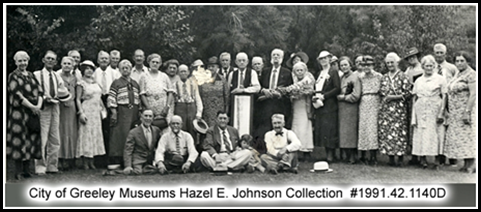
[123, 109, 162, 175]
[154, 115, 200, 174]
[261, 114, 302, 174]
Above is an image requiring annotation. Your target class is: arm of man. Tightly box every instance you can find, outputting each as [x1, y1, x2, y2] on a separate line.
[244, 70, 261, 93]
[193, 81, 203, 119]
[286, 130, 302, 153]
[124, 129, 136, 169]
[264, 132, 279, 156]
[202, 128, 218, 158]
[186, 133, 199, 163]
[154, 134, 167, 166]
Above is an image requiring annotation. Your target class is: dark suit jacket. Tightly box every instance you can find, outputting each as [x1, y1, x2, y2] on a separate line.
[311, 66, 341, 114]
[124, 125, 162, 168]
[202, 125, 239, 157]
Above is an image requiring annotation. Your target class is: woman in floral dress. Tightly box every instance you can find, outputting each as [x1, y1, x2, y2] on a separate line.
[140, 53, 175, 131]
[444, 51, 476, 174]
[7, 51, 43, 180]
[378, 53, 412, 167]
[358, 56, 383, 165]
[76, 60, 107, 170]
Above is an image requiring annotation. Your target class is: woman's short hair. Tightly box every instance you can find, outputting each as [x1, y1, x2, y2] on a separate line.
[385, 52, 401, 63]
[420, 55, 436, 67]
[147, 53, 162, 64]
[292, 61, 308, 72]
[61, 56, 75, 64]
[338, 56, 354, 68]
[13, 51, 30, 61]
[119, 59, 133, 69]
[453, 51, 473, 64]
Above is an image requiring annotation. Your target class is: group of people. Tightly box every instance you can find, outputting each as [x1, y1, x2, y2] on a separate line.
[6, 43, 476, 180]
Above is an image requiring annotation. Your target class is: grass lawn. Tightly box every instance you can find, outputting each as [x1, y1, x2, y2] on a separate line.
[5, 150, 476, 184]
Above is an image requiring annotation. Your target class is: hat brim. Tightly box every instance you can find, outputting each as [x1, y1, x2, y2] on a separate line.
[403, 53, 421, 60]
[287, 52, 309, 68]
[193, 119, 209, 134]
[310, 168, 333, 173]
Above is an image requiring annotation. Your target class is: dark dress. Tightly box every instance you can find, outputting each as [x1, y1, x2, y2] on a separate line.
[107, 77, 140, 157]
[311, 66, 341, 148]
[7, 70, 43, 161]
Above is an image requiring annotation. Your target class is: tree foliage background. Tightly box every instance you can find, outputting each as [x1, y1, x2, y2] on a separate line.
[6, 4, 476, 75]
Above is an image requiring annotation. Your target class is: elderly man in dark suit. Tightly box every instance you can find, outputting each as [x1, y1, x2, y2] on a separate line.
[123, 109, 162, 175]
[200, 111, 253, 171]
[253, 48, 293, 154]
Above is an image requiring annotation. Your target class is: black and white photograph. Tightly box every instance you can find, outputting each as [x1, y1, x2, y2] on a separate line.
[3, 3, 477, 208]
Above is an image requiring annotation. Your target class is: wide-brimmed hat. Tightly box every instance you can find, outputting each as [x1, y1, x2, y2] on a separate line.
[403, 47, 421, 60]
[287, 52, 309, 68]
[79, 60, 96, 69]
[361, 55, 375, 65]
[57, 85, 71, 102]
[309, 161, 333, 173]
[193, 119, 209, 134]
[317, 51, 332, 60]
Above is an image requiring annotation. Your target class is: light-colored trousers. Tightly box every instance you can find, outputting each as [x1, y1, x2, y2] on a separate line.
[200, 149, 252, 170]
[260, 152, 298, 170]
[35, 104, 60, 173]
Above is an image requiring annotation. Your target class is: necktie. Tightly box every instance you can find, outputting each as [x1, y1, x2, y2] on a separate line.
[270, 69, 277, 89]
[127, 80, 134, 106]
[145, 127, 152, 148]
[437, 64, 443, 75]
[102, 71, 108, 94]
[222, 130, 231, 152]
[49, 71, 55, 98]
[239, 70, 245, 88]
[182, 82, 188, 101]
[175, 133, 181, 154]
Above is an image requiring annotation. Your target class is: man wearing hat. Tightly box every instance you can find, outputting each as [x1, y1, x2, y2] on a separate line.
[261, 114, 302, 174]
[33, 50, 72, 175]
[123, 109, 162, 175]
[255, 48, 293, 154]
[155, 115, 200, 174]
[200, 111, 253, 171]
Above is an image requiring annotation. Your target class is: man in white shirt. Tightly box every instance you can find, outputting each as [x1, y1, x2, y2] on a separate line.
[93, 50, 120, 165]
[433, 43, 458, 167]
[109, 50, 121, 78]
[155, 115, 200, 174]
[67, 50, 83, 80]
[33, 50, 71, 175]
[131, 49, 149, 84]
[261, 114, 302, 174]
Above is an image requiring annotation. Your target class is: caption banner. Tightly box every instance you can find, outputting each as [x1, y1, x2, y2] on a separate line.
[26, 185, 448, 203]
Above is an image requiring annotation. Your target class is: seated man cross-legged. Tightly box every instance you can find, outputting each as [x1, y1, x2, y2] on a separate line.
[200, 111, 253, 172]
[261, 114, 302, 174]
[155, 115, 200, 174]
